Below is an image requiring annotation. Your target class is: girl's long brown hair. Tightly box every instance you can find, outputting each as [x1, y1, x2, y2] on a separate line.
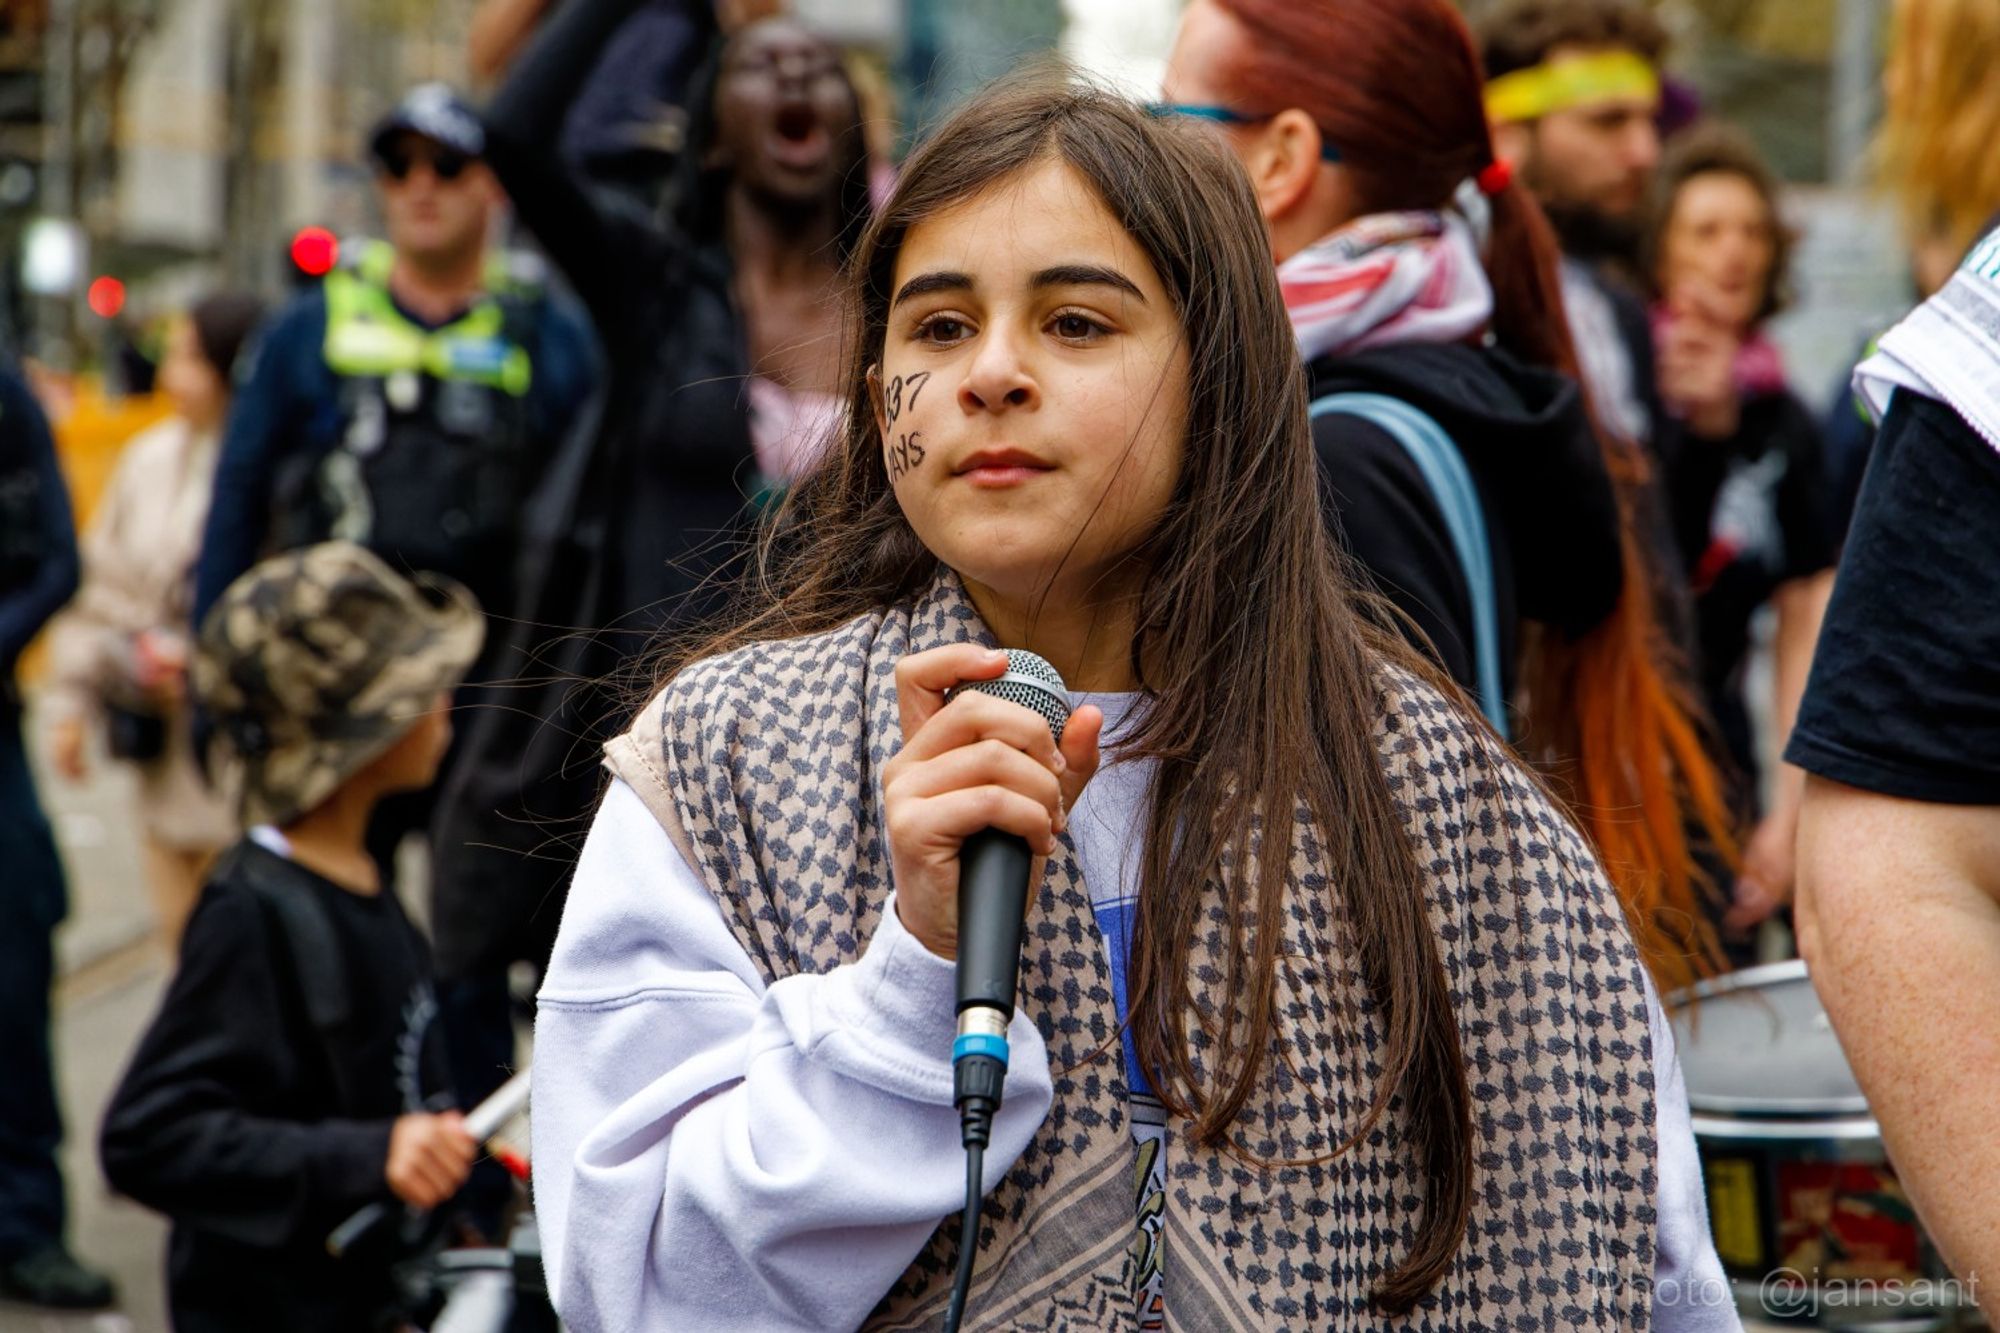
[660, 70, 1473, 1314]
[1212, 0, 1736, 991]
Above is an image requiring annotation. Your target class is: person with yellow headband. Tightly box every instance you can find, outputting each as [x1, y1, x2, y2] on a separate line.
[1478, 0, 1666, 280]
[1476, 3, 1707, 648]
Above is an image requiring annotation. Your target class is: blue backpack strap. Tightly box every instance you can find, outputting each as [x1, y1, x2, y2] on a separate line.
[1310, 391, 1509, 738]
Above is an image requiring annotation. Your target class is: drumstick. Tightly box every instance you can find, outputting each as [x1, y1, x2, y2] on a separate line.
[465, 1068, 531, 1141]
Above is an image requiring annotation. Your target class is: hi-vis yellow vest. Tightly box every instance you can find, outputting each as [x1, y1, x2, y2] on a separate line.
[320, 241, 534, 396]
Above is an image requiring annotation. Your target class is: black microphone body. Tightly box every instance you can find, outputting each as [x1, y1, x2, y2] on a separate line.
[955, 828, 1034, 1023]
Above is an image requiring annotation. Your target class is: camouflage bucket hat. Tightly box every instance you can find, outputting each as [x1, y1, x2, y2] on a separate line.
[193, 542, 484, 827]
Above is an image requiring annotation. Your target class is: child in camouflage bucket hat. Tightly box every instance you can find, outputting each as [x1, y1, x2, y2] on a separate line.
[190, 540, 485, 826]
[100, 543, 490, 1332]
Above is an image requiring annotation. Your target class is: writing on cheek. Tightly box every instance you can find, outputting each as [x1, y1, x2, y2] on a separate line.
[885, 430, 926, 484]
[883, 370, 932, 427]
[882, 370, 932, 484]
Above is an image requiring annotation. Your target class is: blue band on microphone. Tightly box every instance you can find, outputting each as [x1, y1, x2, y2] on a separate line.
[952, 1032, 1010, 1066]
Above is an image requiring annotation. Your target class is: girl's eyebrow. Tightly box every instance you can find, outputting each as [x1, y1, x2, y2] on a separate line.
[891, 264, 1146, 310]
[892, 271, 972, 308]
[1032, 264, 1145, 302]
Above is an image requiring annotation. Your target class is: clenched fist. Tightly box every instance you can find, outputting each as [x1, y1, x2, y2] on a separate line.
[881, 644, 1103, 960]
[385, 1111, 478, 1211]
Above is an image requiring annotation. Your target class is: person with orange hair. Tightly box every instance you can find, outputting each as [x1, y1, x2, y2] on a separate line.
[1823, 0, 2000, 531]
[1873, 0, 2000, 295]
[1162, 0, 1738, 995]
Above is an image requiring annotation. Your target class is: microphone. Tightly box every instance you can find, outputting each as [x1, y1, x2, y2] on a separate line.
[939, 649, 1069, 1333]
[942, 648, 1070, 1131]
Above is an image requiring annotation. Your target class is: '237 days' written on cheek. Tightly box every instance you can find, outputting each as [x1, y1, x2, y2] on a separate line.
[884, 371, 932, 483]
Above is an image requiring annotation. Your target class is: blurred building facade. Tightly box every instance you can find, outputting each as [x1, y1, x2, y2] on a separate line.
[15, 0, 484, 362]
[8, 0, 1912, 392]
[129, 0, 483, 290]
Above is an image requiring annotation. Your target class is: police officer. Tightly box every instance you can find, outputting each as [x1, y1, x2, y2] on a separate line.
[0, 363, 116, 1310]
[195, 83, 596, 635]
[192, 84, 597, 1144]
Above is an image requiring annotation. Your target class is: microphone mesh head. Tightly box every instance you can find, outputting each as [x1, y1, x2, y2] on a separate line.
[949, 649, 1070, 745]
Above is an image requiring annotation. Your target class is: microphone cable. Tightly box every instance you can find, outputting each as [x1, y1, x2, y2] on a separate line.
[943, 1015, 1008, 1332]
[942, 1134, 984, 1333]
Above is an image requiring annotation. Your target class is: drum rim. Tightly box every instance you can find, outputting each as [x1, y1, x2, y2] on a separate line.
[1670, 958, 1871, 1116]
[1666, 957, 1810, 1009]
[1688, 1088, 1874, 1115]
[1689, 1112, 1881, 1142]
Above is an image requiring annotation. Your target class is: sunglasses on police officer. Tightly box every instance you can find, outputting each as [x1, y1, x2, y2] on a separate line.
[376, 142, 474, 183]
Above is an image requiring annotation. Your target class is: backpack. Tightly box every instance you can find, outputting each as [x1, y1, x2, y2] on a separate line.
[218, 843, 357, 1113]
[1309, 391, 1508, 738]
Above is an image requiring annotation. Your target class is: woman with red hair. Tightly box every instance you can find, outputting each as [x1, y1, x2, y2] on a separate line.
[1164, 0, 1738, 997]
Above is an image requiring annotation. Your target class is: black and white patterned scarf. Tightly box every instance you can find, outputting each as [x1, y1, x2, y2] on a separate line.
[607, 568, 1658, 1330]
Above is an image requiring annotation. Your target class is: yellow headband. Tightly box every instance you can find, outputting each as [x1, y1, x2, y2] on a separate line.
[1484, 50, 1661, 125]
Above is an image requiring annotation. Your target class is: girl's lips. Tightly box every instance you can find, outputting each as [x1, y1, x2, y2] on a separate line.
[959, 464, 1052, 489]
[952, 449, 1055, 488]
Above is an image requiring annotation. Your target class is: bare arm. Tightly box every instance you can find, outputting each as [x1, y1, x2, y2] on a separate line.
[1770, 571, 1833, 746]
[468, 0, 555, 85]
[1728, 570, 1836, 928]
[1795, 777, 2000, 1280]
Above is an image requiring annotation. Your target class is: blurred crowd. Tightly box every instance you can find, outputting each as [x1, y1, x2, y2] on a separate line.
[1, 0, 1996, 1326]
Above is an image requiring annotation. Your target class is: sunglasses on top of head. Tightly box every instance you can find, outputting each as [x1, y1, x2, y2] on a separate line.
[377, 143, 474, 182]
[1143, 102, 1343, 163]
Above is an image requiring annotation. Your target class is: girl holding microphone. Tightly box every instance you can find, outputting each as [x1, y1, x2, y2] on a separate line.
[533, 71, 1726, 1331]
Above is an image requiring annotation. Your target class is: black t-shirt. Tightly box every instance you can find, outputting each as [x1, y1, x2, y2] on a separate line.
[1786, 393, 2000, 803]
[1672, 388, 1836, 780]
[101, 839, 452, 1333]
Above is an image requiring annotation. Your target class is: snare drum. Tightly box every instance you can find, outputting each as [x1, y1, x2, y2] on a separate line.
[1668, 960, 1978, 1328]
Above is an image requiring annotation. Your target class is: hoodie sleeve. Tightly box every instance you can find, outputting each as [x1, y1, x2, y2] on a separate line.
[481, 0, 705, 358]
[533, 778, 1054, 1333]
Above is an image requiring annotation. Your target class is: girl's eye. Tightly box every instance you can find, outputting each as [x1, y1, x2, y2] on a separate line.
[915, 315, 970, 345]
[1051, 311, 1107, 342]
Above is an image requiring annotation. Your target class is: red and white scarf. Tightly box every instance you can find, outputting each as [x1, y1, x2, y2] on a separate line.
[1278, 210, 1493, 362]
